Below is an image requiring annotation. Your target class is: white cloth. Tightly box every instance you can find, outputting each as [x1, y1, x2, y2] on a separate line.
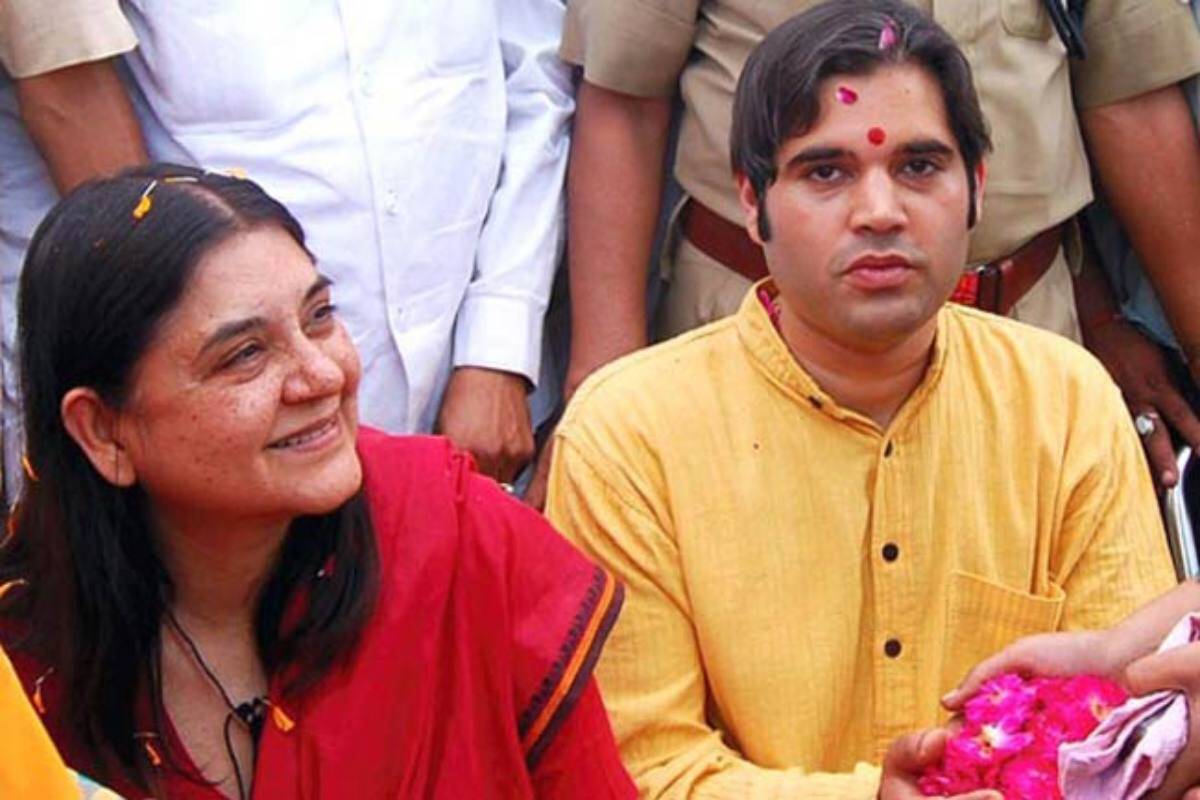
[1058, 613, 1199, 799]
[0, 76, 59, 504]
[118, 0, 573, 433]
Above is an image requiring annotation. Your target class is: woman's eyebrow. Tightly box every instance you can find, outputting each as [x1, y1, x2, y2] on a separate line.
[198, 275, 334, 358]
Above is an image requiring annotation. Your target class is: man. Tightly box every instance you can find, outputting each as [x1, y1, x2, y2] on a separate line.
[0, 0, 147, 502]
[1, 0, 571, 494]
[559, 0, 1200, 492]
[546, 3, 1177, 796]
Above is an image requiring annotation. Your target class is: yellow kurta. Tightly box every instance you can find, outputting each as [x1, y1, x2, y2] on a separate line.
[546, 287, 1177, 798]
[0, 646, 89, 799]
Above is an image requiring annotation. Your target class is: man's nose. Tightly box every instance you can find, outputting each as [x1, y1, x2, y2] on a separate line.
[850, 169, 907, 234]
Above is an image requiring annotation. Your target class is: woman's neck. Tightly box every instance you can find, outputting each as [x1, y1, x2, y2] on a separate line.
[155, 514, 290, 632]
[778, 307, 938, 429]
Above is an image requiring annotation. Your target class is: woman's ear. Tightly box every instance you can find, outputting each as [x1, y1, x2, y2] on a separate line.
[60, 387, 137, 487]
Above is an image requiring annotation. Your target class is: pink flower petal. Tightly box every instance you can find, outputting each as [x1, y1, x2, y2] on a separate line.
[879, 20, 898, 51]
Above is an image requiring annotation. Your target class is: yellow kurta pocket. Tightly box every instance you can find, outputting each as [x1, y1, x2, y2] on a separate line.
[939, 571, 1065, 694]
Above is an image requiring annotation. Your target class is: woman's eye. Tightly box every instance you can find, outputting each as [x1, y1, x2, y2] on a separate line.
[307, 302, 338, 329]
[222, 342, 263, 369]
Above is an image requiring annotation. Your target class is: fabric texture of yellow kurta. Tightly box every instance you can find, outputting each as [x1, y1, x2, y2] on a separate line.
[546, 286, 1177, 798]
[0, 645, 121, 799]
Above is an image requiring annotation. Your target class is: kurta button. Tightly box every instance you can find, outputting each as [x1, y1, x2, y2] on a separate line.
[882, 543, 899, 562]
[884, 441, 894, 457]
[884, 638, 902, 658]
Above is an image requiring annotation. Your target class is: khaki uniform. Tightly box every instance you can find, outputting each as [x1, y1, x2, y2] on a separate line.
[0, 0, 135, 77]
[0, 0, 136, 504]
[562, 0, 1200, 341]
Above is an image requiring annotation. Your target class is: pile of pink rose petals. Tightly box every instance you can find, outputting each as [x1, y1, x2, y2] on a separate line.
[920, 673, 1128, 799]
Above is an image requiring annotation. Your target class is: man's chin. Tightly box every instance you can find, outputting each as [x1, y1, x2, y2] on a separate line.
[840, 300, 941, 351]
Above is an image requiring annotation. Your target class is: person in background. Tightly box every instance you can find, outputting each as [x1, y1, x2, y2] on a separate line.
[1075, 0, 1200, 488]
[0, 165, 633, 799]
[1, 0, 572, 500]
[546, 3, 1177, 796]
[0, 0, 147, 503]
[555, 0, 1200, 494]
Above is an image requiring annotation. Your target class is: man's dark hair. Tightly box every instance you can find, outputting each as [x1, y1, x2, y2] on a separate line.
[731, 0, 993, 239]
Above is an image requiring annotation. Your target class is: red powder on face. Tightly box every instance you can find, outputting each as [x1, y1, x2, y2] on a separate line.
[867, 127, 886, 146]
[836, 86, 858, 105]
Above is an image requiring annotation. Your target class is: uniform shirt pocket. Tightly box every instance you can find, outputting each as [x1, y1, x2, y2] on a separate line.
[939, 571, 1065, 694]
[1001, 0, 1054, 39]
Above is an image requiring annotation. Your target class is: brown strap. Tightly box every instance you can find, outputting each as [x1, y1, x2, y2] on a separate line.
[681, 198, 769, 282]
[992, 225, 1063, 315]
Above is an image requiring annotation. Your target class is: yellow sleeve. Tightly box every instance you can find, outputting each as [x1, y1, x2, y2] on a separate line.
[1073, 0, 1200, 108]
[546, 433, 881, 799]
[0, 648, 80, 800]
[1052, 377, 1178, 631]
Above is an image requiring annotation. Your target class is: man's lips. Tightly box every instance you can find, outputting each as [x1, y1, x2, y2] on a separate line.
[843, 254, 917, 291]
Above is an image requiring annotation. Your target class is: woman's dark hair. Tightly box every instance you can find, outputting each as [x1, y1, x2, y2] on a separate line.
[730, 0, 993, 239]
[0, 163, 379, 787]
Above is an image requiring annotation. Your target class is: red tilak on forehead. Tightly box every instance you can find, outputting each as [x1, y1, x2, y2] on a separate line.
[836, 85, 858, 105]
[867, 127, 886, 146]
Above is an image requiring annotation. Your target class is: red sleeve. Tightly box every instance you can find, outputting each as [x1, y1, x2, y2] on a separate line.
[530, 679, 636, 798]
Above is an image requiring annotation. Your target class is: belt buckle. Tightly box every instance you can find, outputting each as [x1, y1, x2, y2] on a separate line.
[950, 263, 1002, 312]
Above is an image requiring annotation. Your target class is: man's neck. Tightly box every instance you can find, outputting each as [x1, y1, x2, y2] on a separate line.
[154, 512, 290, 635]
[778, 306, 939, 429]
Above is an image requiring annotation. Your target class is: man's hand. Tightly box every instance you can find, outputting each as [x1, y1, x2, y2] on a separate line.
[1131, 643, 1200, 800]
[522, 437, 554, 511]
[879, 729, 1001, 800]
[1082, 317, 1200, 489]
[436, 367, 534, 483]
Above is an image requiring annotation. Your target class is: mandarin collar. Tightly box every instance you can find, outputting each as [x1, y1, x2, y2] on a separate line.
[735, 279, 951, 433]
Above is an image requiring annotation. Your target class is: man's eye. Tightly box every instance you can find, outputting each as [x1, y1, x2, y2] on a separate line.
[903, 159, 940, 177]
[807, 165, 843, 182]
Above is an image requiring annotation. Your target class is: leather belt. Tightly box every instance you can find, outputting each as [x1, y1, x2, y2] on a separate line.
[681, 197, 1062, 316]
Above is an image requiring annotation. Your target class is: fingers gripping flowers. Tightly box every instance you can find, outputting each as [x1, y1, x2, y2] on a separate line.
[920, 673, 1128, 798]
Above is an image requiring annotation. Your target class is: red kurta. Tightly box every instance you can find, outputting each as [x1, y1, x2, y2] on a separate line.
[12, 430, 634, 798]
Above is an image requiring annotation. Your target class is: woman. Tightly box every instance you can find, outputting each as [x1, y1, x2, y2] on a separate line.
[0, 164, 634, 798]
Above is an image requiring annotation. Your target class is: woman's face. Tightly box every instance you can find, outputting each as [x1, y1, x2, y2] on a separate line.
[114, 225, 362, 526]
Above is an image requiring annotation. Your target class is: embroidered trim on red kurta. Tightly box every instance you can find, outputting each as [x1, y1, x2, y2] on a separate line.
[518, 566, 624, 767]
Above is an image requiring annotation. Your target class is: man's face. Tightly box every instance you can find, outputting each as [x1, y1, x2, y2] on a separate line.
[738, 64, 985, 353]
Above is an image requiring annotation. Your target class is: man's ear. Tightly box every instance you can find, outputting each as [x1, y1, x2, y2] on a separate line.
[60, 387, 137, 487]
[736, 172, 767, 246]
[971, 159, 988, 228]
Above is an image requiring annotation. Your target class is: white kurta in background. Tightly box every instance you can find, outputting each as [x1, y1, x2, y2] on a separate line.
[120, 0, 573, 433]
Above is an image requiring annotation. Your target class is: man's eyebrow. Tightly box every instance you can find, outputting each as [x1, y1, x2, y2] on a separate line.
[782, 146, 849, 171]
[900, 139, 956, 157]
[199, 275, 334, 357]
